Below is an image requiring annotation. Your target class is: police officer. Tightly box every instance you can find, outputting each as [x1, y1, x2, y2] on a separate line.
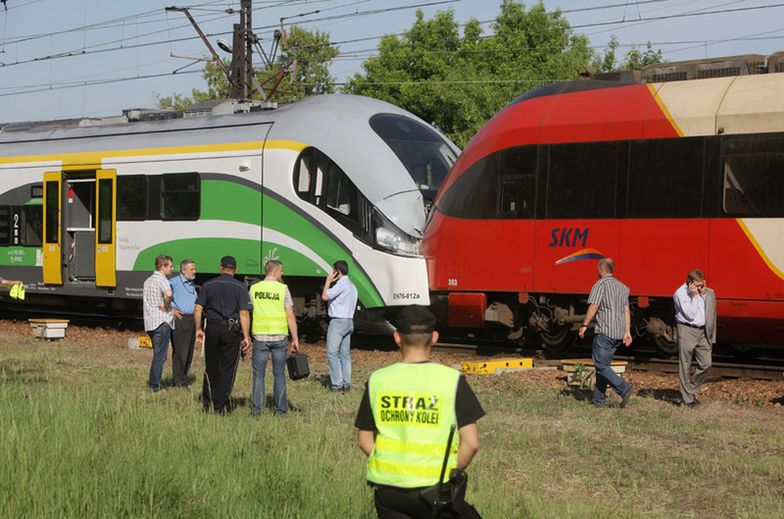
[249, 259, 299, 416]
[194, 256, 253, 414]
[355, 305, 484, 519]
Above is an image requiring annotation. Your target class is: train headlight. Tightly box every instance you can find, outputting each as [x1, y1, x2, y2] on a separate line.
[373, 210, 420, 257]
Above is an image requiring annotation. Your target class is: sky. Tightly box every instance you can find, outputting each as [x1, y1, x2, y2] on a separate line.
[0, 0, 783, 123]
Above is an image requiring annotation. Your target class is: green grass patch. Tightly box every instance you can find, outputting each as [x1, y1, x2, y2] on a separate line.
[1, 333, 782, 518]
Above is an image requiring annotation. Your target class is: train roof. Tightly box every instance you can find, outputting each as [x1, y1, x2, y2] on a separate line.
[439, 72, 784, 199]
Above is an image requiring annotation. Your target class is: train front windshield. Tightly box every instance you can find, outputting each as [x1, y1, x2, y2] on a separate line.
[369, 114, 457, 202]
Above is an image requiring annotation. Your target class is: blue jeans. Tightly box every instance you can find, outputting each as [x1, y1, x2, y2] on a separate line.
[326, 318, 353, 389]
[592, 333, 632, 405]
[148, 322, 172, 392]
[252, 338, 289, 415]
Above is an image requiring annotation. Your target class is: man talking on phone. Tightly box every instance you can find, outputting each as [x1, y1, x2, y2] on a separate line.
[322, 260, 358, 392]
[673, 269, 716, 408]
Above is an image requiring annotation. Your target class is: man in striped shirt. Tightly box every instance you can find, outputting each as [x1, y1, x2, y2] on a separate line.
[143, 254, 174, 392]
[578, 258, 634, 408]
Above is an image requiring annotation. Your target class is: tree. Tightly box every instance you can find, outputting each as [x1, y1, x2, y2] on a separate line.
[343, 1, 593, 147]
[155, 25, 338, 108]
[592, 35, 663, 72]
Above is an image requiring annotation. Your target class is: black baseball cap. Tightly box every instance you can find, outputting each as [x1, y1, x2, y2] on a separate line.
[394, 305, 437, 335]
[220, 255, 237, 268]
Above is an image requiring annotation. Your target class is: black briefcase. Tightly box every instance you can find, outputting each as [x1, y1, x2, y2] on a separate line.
[286, 353, 310, 380]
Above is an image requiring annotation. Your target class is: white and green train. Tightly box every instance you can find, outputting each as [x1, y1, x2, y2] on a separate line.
[0, 95, 458, 330]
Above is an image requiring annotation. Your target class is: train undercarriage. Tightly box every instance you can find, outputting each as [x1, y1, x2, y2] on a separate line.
[431, 292, 777, 357]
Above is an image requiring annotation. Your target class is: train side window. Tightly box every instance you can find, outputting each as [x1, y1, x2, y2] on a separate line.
[498, 146, 537, 219]
[117, 176, 148, 221]
[22, 205, 43, 246]
[436, 153, 499, 219]
[45, 180, 59, 243]
[323, 161, 358, 220]
[294, 148, 316, 203]
[627, 138, 704, 218]
[161, 173, 200, 220]
[546, 142, 616, 219]
[722, 134, 784, 217]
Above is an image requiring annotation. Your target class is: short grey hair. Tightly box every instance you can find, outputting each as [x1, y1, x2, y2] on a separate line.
[180, 258, 195, 270]
[598, 257, 615, 274]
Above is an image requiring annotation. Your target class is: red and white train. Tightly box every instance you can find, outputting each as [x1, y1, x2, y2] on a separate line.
[422, 61, 784, 352]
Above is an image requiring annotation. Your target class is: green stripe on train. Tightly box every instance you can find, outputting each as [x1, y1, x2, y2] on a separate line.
[134, 179, 385, 308]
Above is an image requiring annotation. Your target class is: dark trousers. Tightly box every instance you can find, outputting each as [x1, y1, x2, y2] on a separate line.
[374, 486, 481, 519]
[202, 321, 242, 414]
[171, 314, 195, 387]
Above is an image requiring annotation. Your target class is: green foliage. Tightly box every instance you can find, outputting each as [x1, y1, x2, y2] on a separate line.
[155, 25, 338, 109]
[592, 35, 663, 72]
[344, 1, 593, 147]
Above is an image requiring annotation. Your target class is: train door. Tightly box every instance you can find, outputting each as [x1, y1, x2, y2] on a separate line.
[42, 169, 117, 287]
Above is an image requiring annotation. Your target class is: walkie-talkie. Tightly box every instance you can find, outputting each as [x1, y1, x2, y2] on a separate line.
[421, 423, 457, 518]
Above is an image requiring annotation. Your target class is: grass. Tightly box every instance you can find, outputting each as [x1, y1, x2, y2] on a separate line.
[1, 328, 783, 518]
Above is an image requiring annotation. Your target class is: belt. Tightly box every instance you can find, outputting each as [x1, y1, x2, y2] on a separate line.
[679, 322, 705, 330]
[206, 318, 239, 325]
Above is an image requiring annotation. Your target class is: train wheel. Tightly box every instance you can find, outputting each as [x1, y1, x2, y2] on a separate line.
[650, 334, 678, 356]
[538, 326, 577, 351]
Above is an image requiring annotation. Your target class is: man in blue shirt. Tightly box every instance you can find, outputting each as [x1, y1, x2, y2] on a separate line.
[321, 259, 358, 391]
[170, 259, 198, 387]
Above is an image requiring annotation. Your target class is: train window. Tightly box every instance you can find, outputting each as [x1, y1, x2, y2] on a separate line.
[436, 153, 499, 219]
[722, 135, 784, 217]
[627, 138, 704, 218]
[45, 180, 59, 243]
[161, 173, 200, 220]
[498, 146, 538, 218]
[546, 142, 616, 219]
[293, 147, 358, 225]
[97, 179, 113, 244]
[324, 162, 358, 220]
[21, 205, 43, 246]
[369, 114, 457, 199]
[0, 206, 9, 245]
[30, 184, 43, 199]
[117, 176, 147, 221]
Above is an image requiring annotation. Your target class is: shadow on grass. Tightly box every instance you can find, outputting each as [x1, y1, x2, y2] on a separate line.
[559, 387, 593, 402]
[637, 387, 682, 406]
[770, 395, 784, 406]
[0, 361, 49, 385]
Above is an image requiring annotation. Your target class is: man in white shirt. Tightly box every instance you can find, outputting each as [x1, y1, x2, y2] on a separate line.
[321, 259, 358, 392]
[673, 269, 717, 407]
[143, 254, 174, 392]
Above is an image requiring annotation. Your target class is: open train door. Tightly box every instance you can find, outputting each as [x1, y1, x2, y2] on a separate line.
[42, 171, 63, 285]
[94, 169, 116, 287]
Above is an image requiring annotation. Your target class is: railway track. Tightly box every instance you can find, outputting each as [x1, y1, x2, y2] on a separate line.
[433, 341, 784, 381]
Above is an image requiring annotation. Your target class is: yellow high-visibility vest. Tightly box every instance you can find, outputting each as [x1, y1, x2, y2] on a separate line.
[249, 280, 288, 335]
[366, 362, 460, 488]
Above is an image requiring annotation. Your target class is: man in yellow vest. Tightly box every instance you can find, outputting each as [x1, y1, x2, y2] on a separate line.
[355, 305, 484, 518]
[249, 260, 299, 416]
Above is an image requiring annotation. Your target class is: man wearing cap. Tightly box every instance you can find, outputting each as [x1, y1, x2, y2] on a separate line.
[194, 256, 253, 414]
[355, 305, 484, 519]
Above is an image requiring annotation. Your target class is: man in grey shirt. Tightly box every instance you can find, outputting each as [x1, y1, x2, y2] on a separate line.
[579, 258, 633, 408]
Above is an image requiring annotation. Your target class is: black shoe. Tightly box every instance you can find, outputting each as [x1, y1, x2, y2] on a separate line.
[340, 385, 352, 393]
[620, 385, 633, 408]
